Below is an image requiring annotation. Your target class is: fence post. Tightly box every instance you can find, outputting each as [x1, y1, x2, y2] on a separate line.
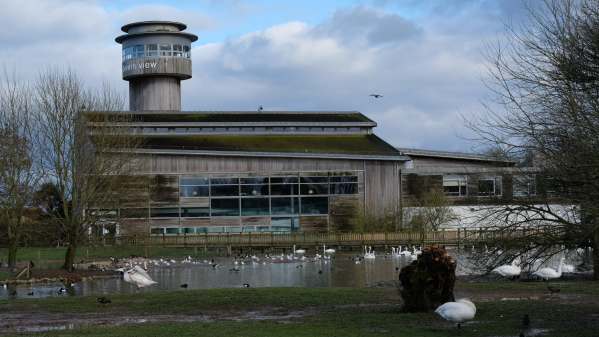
[457, 228, 461, 250]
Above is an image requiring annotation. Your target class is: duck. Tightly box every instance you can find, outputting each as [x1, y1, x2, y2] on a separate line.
[435, 299, 476, 328]
[533, 258, 565, 280]
[492, 258, 521, 279]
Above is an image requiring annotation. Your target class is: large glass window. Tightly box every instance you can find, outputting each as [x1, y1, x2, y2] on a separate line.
[165, 227, 180, 235]
[271, 197, 299, 215]
[301, 183, 329, 195]
[241, 198, 270, 216]
[300, 197, 328, 215]
[241, 177, 269, 196]
[478, 177, 502, 196]
[183, 45, 191, 58]
[211, 185, 239, 196]
[443, 175, 468, 196]
[211, 198, 240, 216]
[330, 183, 357, 194]
[180, 177, 209, 197]
[271, 183, 299, 195]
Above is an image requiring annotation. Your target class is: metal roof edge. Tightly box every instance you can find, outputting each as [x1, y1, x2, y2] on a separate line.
[119, 148, 410, 161]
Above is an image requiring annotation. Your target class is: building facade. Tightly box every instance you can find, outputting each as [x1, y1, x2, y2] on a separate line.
[91, 21, 539, 238]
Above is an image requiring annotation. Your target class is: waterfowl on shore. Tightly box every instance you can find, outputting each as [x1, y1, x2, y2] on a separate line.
[492, 258, 521, 279]
[435, 299, 476, 329]
[533, 258, 565, 280]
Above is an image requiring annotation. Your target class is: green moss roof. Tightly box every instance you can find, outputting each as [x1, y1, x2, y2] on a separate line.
[138, 134, 401, 156]
[87, 111, 374, 124]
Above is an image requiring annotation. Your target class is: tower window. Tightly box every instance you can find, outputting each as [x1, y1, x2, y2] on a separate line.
[160, 44, 172, 56]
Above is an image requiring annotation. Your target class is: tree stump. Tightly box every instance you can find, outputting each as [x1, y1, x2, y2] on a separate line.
[398, 245, 456, 312]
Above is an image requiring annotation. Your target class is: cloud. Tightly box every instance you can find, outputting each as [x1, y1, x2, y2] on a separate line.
[184, 6, 501, 150]
[0, 2, 525, 151]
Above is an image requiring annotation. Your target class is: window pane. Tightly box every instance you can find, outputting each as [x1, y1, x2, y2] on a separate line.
[211, 177, 238, 185]
[196, 227, 208, 234]
[301, 176, 328, 183]
[270, 176, 298, 184]
[271, 197, 299, 215]
[240, 177, 268, 184]
[211, 198, 239, 216]
[120, 208, 148, 218]
[181, 177, 209, 185]
[211, 185, 239, 196]
[150, 208, 179, 218]
[241, 198, 269, 216]
[330, 183, 358, 194]
[181, 207, 210, 217]
[207, 226, 224, 233]
[241, 184, 269, 196]
[225, 226, 242, 233]
[182, 227, 195, 234]
[300, 184, 329, 195]
[271, 184, 299, 195]
[180, 185, 209, 197]
[165, 228, 180, 234]
[330, 176, 358, 183]
[300, 197, 328, 215]
[160, 44, 171, 51]
[478, 180, 495, 196]
[173, 44, 182, 51]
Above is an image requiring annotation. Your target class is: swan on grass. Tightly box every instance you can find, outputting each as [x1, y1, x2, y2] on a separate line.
[492, 258, 521, 279]
[435, 299, 476, 329]
[533, 258, 565, 280]
[323, 244, 335, 255]
[293, 244, 306, 255]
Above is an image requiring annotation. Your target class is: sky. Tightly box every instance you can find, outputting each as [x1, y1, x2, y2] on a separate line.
[0, 0, 530, 152]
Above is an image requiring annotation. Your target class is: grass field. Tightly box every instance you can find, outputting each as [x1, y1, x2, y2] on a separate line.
[1, 281, 598, 337]
[0, 246, 211, 265]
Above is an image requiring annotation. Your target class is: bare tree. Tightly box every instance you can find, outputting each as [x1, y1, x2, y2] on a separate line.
[470, 0, 599, 278]
[0, 69, 41, 270]
[33, 68, 137, 271]
[404, 188, 457, 242]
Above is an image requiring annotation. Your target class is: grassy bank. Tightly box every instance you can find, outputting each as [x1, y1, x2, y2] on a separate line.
[1, 281, 598, 336]
[0, 246, 211, 266]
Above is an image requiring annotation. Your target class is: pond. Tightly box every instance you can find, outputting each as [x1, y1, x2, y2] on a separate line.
[0, 247, 586, 300]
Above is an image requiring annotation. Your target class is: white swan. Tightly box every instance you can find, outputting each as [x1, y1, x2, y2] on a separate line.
[562, 263, 575, 273]
[492, 258, 521, 279]
[120, 266, 157, 288]
[435, 299, 476, 328]
[293, 244, 306, 255]
[323, 244, 335, 255]
[533, 258, 565, 280]
[364, 246, 376, 259]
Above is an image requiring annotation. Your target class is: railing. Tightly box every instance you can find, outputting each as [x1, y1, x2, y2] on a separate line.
[110, 227, 559, 248]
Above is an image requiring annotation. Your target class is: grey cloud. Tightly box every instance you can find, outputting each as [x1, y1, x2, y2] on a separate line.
[313, 6, 422, 46]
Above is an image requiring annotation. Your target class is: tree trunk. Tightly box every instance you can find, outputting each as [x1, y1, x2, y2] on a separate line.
[593, 227, 599, 280]
[63, 242, 77, 272]
[7, 237, 18, 271]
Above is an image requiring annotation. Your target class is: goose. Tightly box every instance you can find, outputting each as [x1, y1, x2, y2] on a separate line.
[435, 299, 476, 328]
[492, 258, 521, 279]
[400, 246, 412, 257]
[533, 258, 565, 280]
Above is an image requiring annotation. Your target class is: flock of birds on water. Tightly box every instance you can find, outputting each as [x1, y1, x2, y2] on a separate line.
[1, 243, 592, 332]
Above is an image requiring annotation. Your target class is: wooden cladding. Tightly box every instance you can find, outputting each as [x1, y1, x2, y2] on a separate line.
[150, 174, 179, 205]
